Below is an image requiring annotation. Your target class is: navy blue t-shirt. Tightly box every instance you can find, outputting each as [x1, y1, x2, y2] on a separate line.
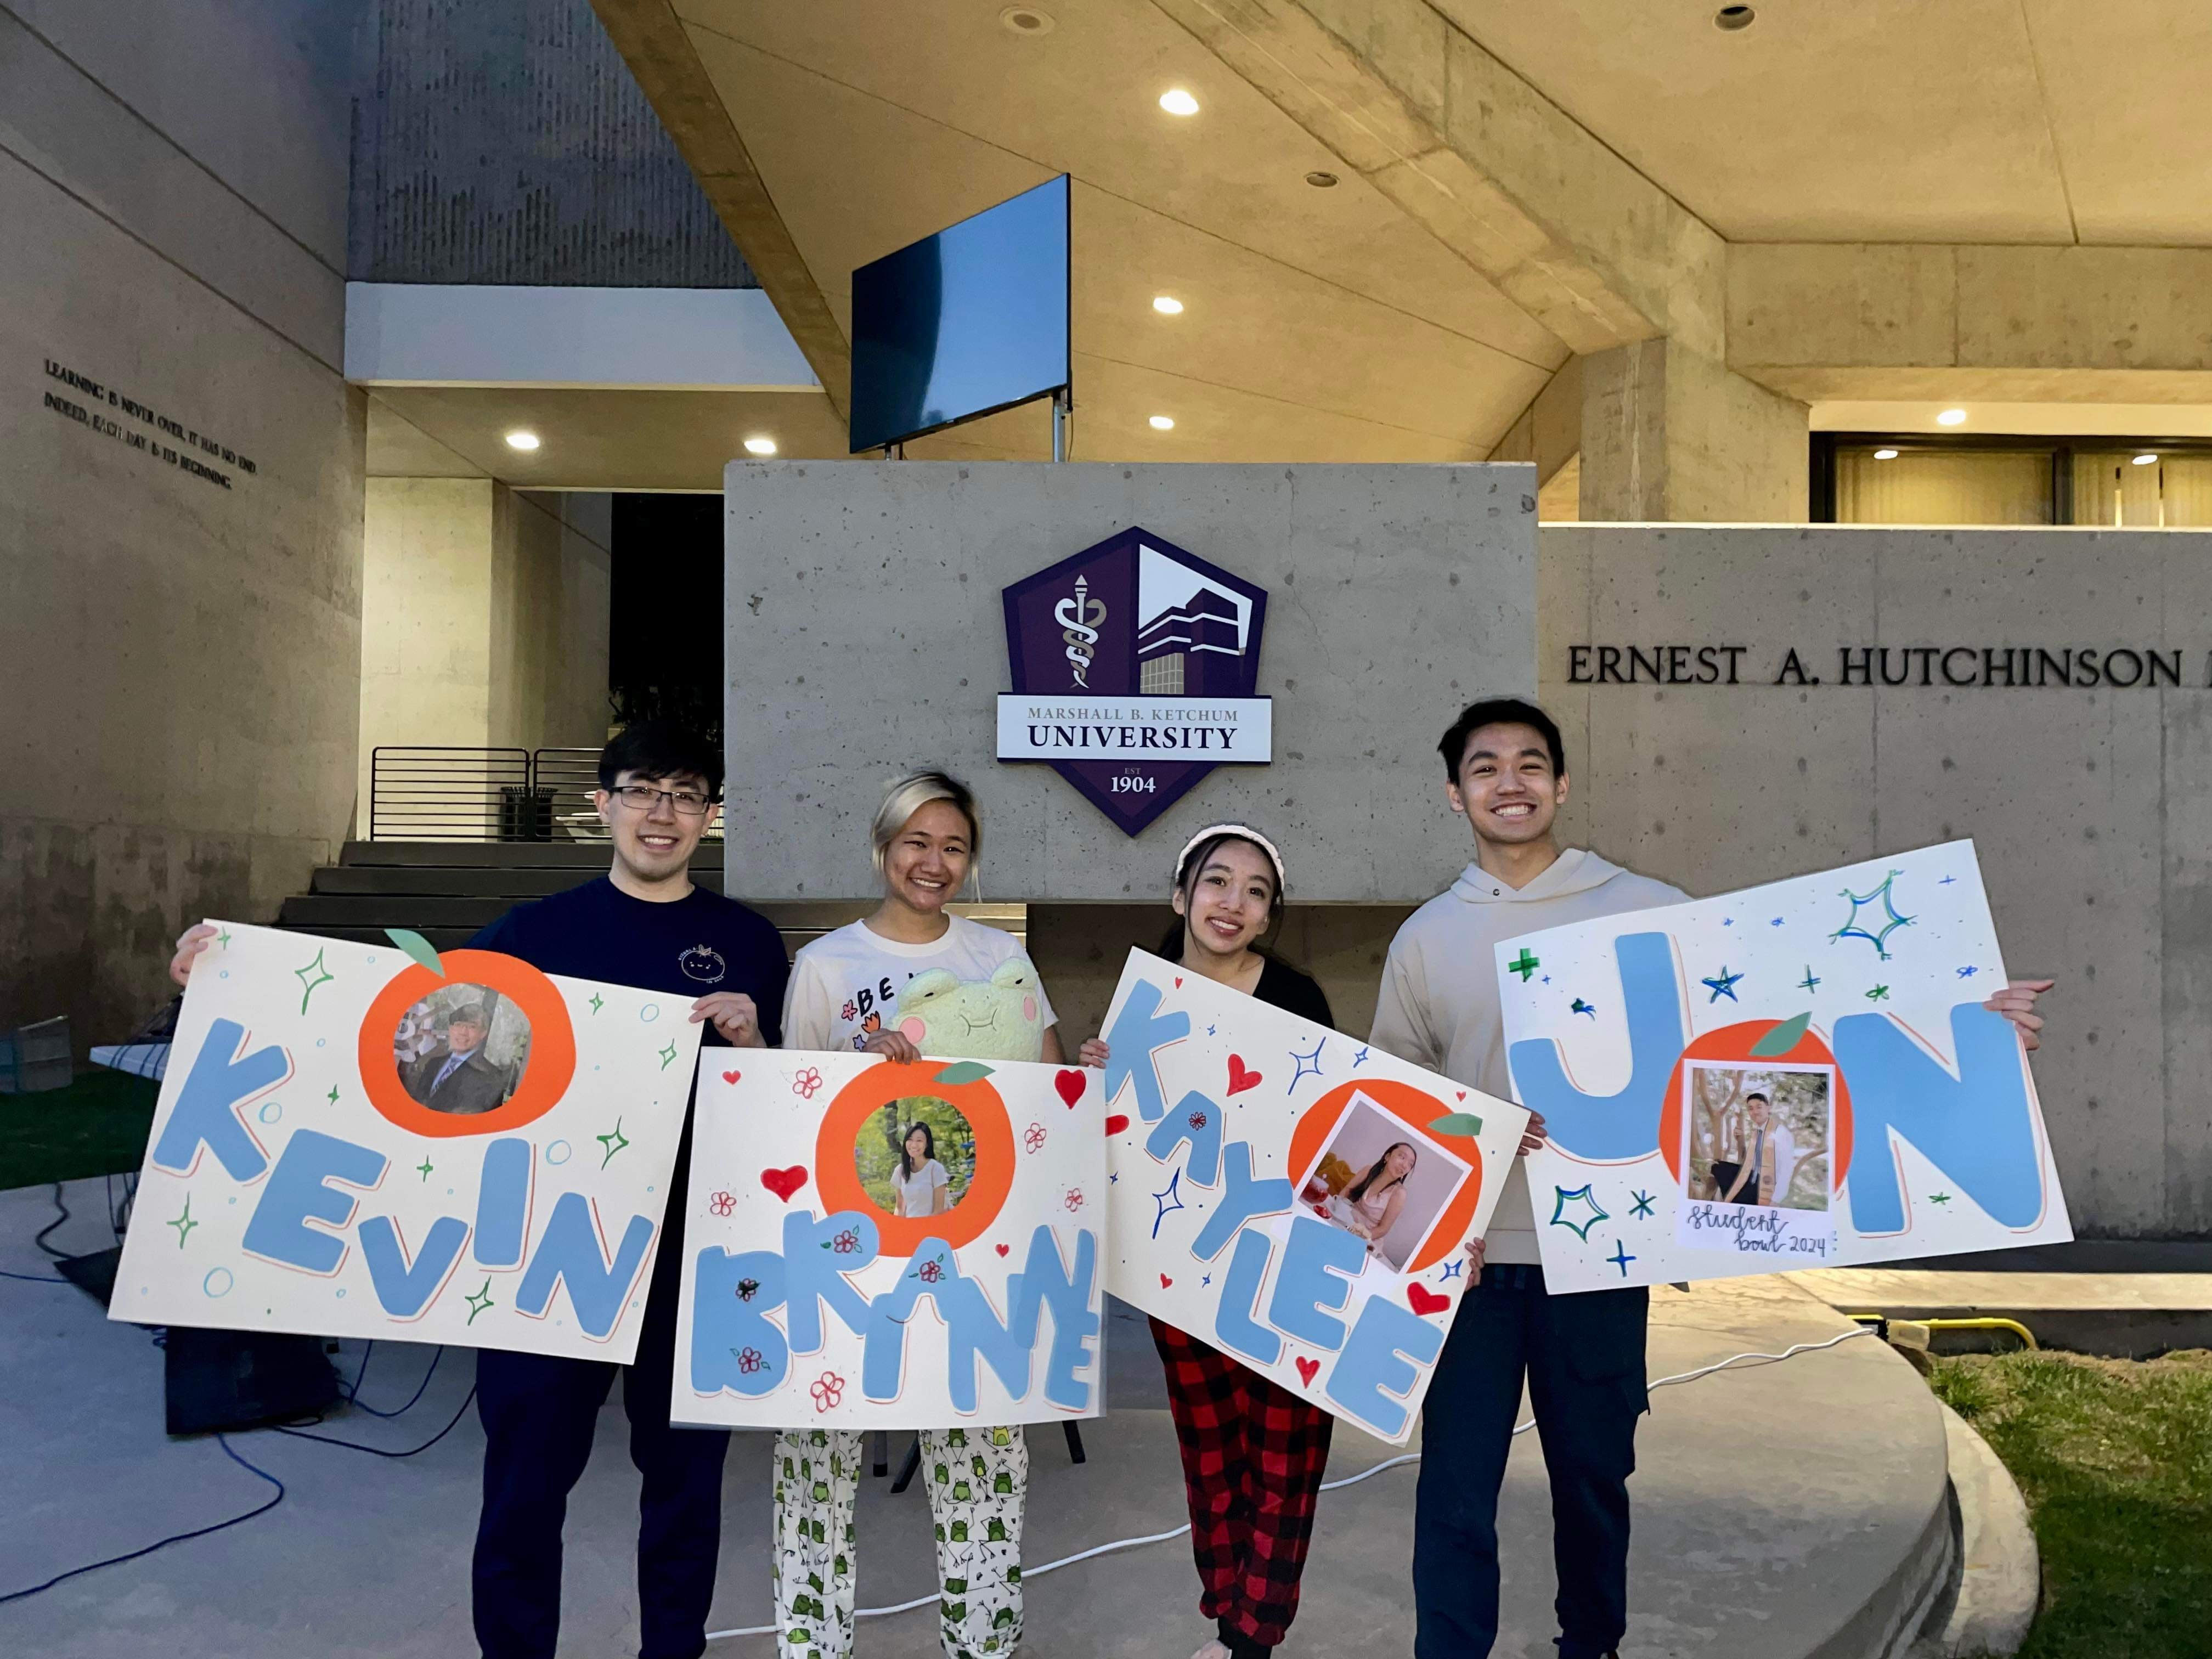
[467, 876, 788, 1050]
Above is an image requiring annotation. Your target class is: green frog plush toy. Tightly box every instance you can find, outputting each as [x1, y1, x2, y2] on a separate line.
[890, 955, 1048, 1064]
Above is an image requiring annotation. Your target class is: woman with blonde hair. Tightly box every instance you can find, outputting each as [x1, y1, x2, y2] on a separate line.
[774, 769, 1099, 1659]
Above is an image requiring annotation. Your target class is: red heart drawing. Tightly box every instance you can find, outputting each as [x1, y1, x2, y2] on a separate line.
[1174, 977, 1183, 988]
[721, 1070, 743, 1085]
[1295, 1356, 1321, 1386]
[995, 1243, 1010, 1257]
[1226, 1055, 1262, 1096]
[1104, 1114, 1130, 1136]
[760, 1166, 808, 1203]
[1456, 1091, 1466, 1100]
[1054, 1069, 1086, 1107]
[1160, 1273, 1173, 1289]
[1408, 1283, 1451, 1317]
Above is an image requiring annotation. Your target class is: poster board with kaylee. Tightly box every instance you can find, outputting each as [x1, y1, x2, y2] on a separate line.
[672, 1053, 1106, 1429]
[1497, 842, 2071, 1294]
[1098, 950, 1527, 1445]
[111, 924, 701, 1361]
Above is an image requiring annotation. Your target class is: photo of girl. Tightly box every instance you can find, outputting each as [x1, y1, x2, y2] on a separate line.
[854, 1101, 976, 1218]
[1295, 1096, 1471, 1273]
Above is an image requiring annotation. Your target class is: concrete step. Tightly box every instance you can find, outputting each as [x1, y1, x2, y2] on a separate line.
[1788, 1266, 2212, 1357]
[279, 894, 515, 929]
[338, 839, 724, 870]
[312, 865, 674, 898]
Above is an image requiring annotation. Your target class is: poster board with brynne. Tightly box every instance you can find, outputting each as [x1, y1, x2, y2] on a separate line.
[1098, 950, 1528, 1446]
[1496, 842, 2072, 1294]
[672, 1053, 1106, 1429]
[111, 924, 700, 1361]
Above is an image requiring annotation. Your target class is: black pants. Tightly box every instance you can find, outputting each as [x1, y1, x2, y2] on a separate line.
[1712, 1160, 1760, 1205]
[1412, 1263, 1647, 1659]
[471, 1238, 729, 1659]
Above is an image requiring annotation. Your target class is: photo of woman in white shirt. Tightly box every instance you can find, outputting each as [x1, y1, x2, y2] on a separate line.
[1332, 1141, 1418, 1255]
[890, 1120, 952, 1216]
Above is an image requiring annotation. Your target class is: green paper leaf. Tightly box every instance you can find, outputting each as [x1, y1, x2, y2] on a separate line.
[1429, 1111, 1486, 1137]
[930, 1061, 995, 1086]
[384, 927, 445, 977]
[1749, 1011, 1813, 1057]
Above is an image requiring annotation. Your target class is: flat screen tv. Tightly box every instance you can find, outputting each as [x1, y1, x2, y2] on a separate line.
[848, 175, 1070, 454]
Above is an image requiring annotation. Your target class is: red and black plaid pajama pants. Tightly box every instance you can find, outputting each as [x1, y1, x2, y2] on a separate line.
[1150, 1316, 1335, 1656]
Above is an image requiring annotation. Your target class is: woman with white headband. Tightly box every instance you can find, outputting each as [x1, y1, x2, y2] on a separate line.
[1110, 823, 1338, 1659]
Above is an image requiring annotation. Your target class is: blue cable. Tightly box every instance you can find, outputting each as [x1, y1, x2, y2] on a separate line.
[342, 1341, 446, 1419]
[0, 1434, 285, 1605]
[1, 1269, 69, 1283]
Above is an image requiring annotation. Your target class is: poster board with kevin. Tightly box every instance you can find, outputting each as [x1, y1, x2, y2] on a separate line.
[110, 924, 700, 1361]
[1497, 842, 2071, 1294]
[1098, 950, 1527, 1445]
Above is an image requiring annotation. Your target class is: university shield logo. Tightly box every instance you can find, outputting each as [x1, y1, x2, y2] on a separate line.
[999, 526, 1271, 835]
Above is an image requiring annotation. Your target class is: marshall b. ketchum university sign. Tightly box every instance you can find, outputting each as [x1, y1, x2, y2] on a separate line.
[999, 526, 1271, 836]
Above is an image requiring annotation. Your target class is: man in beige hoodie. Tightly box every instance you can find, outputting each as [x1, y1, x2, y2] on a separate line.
[1372, 697, 2050, 1659]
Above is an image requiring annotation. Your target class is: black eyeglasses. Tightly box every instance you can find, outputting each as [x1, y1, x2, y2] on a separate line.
[610, 785, 715, 815]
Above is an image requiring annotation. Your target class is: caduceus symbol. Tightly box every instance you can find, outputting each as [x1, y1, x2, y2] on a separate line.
[1053, 573, 1108, 688]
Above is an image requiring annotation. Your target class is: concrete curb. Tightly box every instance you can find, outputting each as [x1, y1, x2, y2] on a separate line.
[1919, 1400, 2041, 1657]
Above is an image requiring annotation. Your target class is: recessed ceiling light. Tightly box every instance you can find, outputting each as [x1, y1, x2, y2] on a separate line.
[1000, 5, 1054, 35]
[1305, 170, 1339, 188]
[1873, 448, 1900, 461]
[1159, 88, 1199, 116]
[1149, 415, 1175, 431]
[1936, 408, 1968, 426]
[2133, 452, 2159, 466]
[1714, 5, 1756, 29]
[504, 430, 540, 452]
[1152, 295, 1184, 315]
[743, 436, 778, 456]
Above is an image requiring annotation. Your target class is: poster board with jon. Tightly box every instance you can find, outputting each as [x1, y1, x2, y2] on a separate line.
[1098, 950, 1527, 1445]
[1498, 842, 2072, 1293]
[673, 1053, 1105, 1429]
[111, 924, 700, 1361]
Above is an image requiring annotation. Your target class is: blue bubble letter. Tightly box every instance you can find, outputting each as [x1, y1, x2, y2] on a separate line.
[240, 1128, 386, 1274]
[691, 1246, 790, 1397]
[1146, 1091, 1224, 1186]
[1266, 1215, 1363, 1353]
[1507, 932, 1685, 1160]
[1325, 1295, 1445, 1441]
[360, 1215, 470, 1317]
[1104, 980, 1189, 1124]
[515, 1193, 654, 1339]
[783, 1210, 877, 1352]
[473, 1137, 532, 1268]
[151, 1018, 287, 1181]
[1211, 1226, 1282, 1367]
[1192, 1142, 1294, 1261]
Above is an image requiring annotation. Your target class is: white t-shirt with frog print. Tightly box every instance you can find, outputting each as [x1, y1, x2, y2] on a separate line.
[780, 915, 1057, 1054]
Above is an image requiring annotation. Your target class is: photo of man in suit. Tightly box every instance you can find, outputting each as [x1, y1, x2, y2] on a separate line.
[402, 1000, 514, 1115]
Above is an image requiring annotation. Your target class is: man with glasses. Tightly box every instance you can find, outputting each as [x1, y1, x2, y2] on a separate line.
[166, 720, 786, 1659]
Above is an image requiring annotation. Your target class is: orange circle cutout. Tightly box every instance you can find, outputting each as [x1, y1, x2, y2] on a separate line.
[1656, 1020, 1854, 1188]
[815, 1062, 1014, 1257]
[358, 950, 577, 1138]
[1284, 1077, 1482, 1273]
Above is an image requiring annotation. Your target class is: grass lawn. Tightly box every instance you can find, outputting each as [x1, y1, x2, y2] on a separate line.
[1931, 1348, 2212, 1659]
[0, 1068, 160, 1190]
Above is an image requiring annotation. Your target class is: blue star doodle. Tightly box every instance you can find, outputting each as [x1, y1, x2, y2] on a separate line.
[1438, 1259, 1464, 1282]
[1939, 874, 1958, 886]
[1286, 1036, 1327, 1093]
[1723, 917, 1734, 928]
[1352, 1046, 1370, 1068]
[1799, 967, 1822, 992]
[1832, 868, 1914, 959]
[1201, 1274, 1211, 1287]
[1207, 1024, 1217, 1037]
[1548, 1184, 1610, 1241]
[1149, 1168, 1187, 1239]
[1571, 998, 1598, 1018]
[1701, 965, 1744, 1003]
[1957, 966, 1980, 979]
[1770, 917, 1785, 927]
[1607, 1241, 1637, 1277]
[1629, 1190, 1656, 1220]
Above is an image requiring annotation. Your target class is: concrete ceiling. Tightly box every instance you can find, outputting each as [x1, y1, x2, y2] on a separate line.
[652, 0, 1568, 464]
[368, 386, 842, 489]
[1434, 0, 2212, 246]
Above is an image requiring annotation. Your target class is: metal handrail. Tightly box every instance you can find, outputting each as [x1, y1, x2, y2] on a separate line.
[367, 746, 724, 842]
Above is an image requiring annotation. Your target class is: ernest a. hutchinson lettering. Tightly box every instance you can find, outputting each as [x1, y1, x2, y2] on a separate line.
[41, 358, 257, 491]
[1568, 642, 2204, 690]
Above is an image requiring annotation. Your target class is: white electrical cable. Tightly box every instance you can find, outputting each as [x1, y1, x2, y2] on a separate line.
[703, 1324, 1874, 1643]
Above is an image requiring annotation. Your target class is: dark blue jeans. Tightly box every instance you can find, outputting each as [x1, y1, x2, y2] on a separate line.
[472, 1241, 730, 1659]
[1413, 1263, 1648, 1659]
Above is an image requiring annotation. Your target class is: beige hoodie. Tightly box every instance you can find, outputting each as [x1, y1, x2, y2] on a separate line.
[1369, 849, 1688, 1265]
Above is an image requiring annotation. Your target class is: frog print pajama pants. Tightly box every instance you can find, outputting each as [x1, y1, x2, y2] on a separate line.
[773, 1424, 1030, 1659]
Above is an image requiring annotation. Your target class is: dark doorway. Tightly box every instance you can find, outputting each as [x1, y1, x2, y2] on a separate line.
[610, 493, 723, 740]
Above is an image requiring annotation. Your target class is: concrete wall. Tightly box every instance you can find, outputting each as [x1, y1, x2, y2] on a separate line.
[723, 461, 1537, 903]
[0, 1, 366, 1047]
[1541, 523, 2212, 1240]
[359, 481, 612, 817]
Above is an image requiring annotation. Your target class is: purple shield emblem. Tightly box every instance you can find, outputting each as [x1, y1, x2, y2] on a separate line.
[1001, 526, 1270, 835]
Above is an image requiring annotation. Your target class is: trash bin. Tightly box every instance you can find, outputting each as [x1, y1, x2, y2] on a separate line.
[498, 786, 555, 842]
